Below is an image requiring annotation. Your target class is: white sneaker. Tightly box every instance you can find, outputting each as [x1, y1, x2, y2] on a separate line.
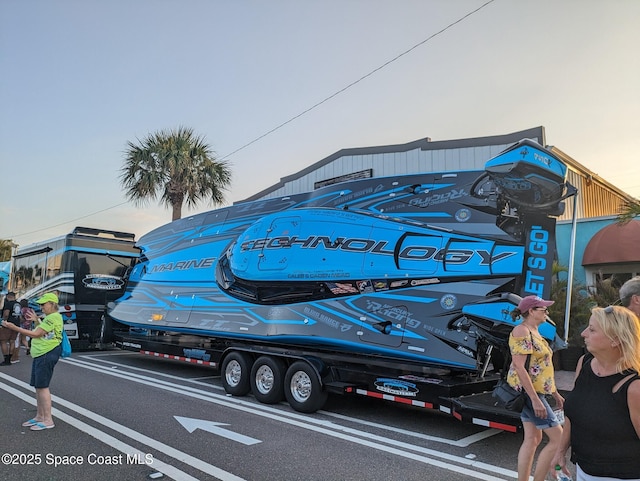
[11, 359, 20, 364]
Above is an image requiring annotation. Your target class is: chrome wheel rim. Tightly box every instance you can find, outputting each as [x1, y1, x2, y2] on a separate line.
[225, 360, 242, 387]
[289, 370, 312, 403]
[255, 365, 275, 395]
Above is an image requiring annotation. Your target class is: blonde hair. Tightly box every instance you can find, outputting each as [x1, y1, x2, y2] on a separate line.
[591, 306, 640, 373]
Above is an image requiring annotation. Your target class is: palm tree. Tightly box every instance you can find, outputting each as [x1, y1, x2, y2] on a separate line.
[121, 127, 232, 221]
[618, 200, 640, 224]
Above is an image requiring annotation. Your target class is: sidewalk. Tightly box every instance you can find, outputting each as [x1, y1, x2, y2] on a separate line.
[555, 370, 576, 392]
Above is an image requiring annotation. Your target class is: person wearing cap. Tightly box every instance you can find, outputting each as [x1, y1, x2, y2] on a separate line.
[619, 276, 640, 318]
[1, 292, 63, 431]
[0, 291, 21, 366]
[508, 295, 565, 481]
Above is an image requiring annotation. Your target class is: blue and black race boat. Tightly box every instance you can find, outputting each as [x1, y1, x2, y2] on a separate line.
[109, 139, 573, 381]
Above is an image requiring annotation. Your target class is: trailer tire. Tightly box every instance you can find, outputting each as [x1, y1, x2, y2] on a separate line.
[250, 356, 286, 404]
[221, 351, 252, 396]
[284, 361, 328, 413]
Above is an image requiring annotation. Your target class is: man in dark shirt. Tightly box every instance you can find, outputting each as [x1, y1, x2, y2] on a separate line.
[0, 291, 20, 365]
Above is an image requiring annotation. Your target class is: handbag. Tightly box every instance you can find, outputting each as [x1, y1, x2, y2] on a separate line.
[492, 332, 532, 412]
[61, 329, 72, 358]
[492, 377, 527, 411]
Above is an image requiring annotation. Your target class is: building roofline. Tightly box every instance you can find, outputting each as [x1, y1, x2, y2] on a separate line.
[240, 126, 546, 202]
[549, 146, 638, 203]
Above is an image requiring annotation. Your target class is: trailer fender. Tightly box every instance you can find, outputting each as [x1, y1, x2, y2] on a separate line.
[298, 356, 327, 379]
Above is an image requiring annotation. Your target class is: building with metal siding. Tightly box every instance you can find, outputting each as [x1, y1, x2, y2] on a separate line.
[240, 126, 638, 289]
[550, 146, 639, 288]
[551, 146, 634, 222]
[243, 126, 545, 202]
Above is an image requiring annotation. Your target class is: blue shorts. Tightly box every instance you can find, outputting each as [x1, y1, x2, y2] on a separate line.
[30, 345, 61, 389]
[520, 392, 561, 429]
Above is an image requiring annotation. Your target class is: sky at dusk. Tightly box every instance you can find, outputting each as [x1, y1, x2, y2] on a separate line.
[1, 0, 638, 248]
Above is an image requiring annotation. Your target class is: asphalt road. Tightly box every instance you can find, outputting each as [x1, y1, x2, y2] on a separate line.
[0, 348, 575, 481]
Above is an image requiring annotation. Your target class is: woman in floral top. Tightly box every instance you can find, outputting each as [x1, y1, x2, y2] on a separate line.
[508, 295, 565, 481]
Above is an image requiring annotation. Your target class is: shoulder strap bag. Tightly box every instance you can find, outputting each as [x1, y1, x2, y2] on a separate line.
[492, 332, 533, 411]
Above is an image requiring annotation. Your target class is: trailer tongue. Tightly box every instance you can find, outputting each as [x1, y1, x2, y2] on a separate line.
[109, 139, 574, 431]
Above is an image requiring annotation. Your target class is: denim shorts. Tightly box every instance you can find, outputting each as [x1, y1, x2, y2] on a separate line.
[30, 345, 61, 389]
[520, 392, 561, 429]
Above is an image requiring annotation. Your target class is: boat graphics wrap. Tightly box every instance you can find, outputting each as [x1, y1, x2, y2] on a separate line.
[109, 139, 573, 374]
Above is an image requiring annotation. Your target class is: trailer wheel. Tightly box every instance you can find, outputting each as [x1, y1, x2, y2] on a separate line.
[284, 361, 328, 413]
[221, 352, 252, 396]
[250, 356, 286, 404]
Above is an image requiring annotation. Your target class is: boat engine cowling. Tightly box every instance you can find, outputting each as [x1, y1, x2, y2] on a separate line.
[485, 139, 568, 213]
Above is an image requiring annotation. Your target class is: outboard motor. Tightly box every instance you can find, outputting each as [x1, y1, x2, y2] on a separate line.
[485, 139, 569, 214]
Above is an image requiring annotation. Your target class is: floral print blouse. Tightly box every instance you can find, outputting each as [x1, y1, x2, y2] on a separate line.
[507, 329, 556, 394]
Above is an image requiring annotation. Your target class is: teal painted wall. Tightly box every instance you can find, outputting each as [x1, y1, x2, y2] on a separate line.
[555, 217, 616, 285]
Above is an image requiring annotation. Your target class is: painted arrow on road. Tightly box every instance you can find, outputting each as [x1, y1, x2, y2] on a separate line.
[174, 416, 262, 445]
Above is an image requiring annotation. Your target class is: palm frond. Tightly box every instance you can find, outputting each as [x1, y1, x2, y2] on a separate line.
[121, 127, 232, 220]
[617, 200, 640, 224]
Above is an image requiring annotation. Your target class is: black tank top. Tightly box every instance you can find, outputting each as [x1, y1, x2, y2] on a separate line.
[3, 299, 20, 326]
[564, 354, 640, 478]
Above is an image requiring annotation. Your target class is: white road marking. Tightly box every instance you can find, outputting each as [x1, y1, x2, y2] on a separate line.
[319, 410, 501, 447]
[0, 378, 198, 481]
[71, 353, 500, 446]
[61, 356, 517, 480]
[175, 416, 261, 445]
[0, 372, 247, 481]
[72, 353, 226, 389]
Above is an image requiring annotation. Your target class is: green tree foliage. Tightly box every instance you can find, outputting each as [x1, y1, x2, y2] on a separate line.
[121, 127, 232, 221]
[548, 277, 590, 345]
[618, 199, 640, 224]
[587, 274, 623, 306]
[548, 267, 622, 345]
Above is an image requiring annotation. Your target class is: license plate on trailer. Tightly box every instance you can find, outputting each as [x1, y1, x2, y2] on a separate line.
[554, 409, 565, 424]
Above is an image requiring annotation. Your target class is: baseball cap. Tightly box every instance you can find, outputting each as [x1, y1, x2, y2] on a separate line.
[517, 295, 554, 312]
[36, 293, 59, 304]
